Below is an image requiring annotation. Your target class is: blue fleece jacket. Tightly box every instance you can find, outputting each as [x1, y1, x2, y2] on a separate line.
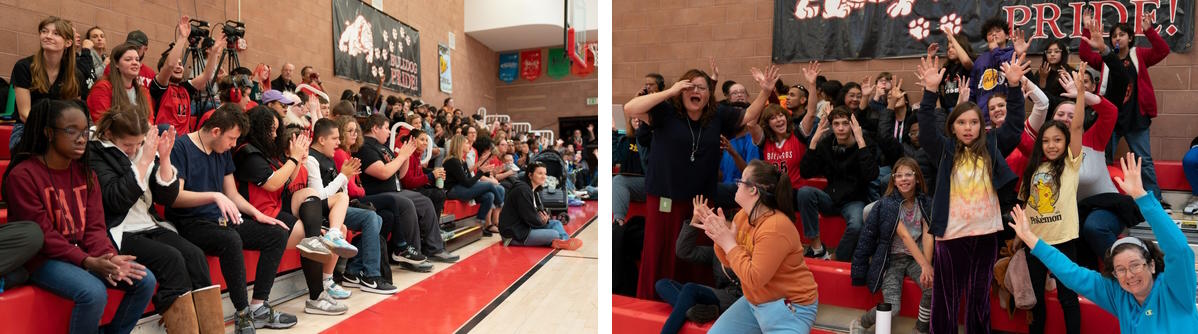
[1030, 193, 1198, 333]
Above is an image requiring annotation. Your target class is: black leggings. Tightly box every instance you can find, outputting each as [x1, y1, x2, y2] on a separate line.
[120, 228, 212, 311]
[176, 218, 255, 310]
[293, 198, 331, 300]
[1027, 239, 1081, 334]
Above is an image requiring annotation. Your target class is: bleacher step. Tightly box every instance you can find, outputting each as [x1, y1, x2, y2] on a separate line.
[130, 270, 308, 333]
[443, 217, 484, 253]
[812, 304, 931, 334]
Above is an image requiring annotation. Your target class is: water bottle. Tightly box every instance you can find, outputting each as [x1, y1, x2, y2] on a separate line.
[434, 166, 445, 189]
[876, 302, 892, 334]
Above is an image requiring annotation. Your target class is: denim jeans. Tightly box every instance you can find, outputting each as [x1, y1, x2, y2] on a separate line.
[794, 186, 866, 260]
[613, 175, 646, 221]
[655, 279, 720, 334]
[9, 122, 23, 150]
[708, 297, 818, 334]
[447, 182, 505, 220]
[869, 165, 892, 203]
[510, 220, 568, 246]
[1109, 127, 1162, 201]
[31, 259, 157, 334]
[1080, 209, 1123, 257]
[344, 206, 384, 278]
[1184, 146, 1198, 196]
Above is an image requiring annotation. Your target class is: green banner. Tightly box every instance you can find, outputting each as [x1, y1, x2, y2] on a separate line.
[547, 47, 569, 79]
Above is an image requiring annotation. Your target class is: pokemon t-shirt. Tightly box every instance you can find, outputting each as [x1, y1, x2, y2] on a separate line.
[1025, 148, 1084, 245]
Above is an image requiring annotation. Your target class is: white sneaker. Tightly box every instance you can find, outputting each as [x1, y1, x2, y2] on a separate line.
[1183, 198, 1198, 215]
[304, 291, 348, 315]
[849, 319, 867, 334]
[324, 278, 352, 299]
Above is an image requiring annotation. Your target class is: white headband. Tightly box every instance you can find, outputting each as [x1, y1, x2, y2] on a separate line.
[1109, 237, 1148, 255]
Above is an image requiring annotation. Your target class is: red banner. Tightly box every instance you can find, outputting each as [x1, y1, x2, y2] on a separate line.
[520, 49, 542, 81]
[572, 42, 595, 77]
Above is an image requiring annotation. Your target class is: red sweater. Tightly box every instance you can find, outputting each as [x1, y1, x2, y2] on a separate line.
[86, 79, 153, 124]
[4, 159, 112, 269]
[399, 150, 430, 189]
[336, 149, 366, 198]
[1078, 26, 1169, 118]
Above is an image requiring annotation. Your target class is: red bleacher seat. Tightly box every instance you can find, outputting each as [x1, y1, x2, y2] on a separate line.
[0, 159, 8, 197]
[1108, 161, 1190, 193]
[443, 199, 480, 220]
[0, 124, 11, 159]
[0, 249, 303, 332]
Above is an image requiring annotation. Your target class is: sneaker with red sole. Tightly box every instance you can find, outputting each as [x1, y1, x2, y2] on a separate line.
[551, 238, 583, 250]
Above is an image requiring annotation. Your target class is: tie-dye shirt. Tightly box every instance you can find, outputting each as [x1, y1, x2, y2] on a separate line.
[942, 150, 1002, 240]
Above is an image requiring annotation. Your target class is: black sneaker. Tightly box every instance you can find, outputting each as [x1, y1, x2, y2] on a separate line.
[392, 247, 434, 272]
[1163, 202, 1174, 214]
[250, 302, 297, 329]
[234, 309, 256, 334]
[358, 276, 400, 294]
[685, 304, 719, 323]
[915, 320, 931, 334]
[341, 271, 362, 287]
[804, 247, 830, 260]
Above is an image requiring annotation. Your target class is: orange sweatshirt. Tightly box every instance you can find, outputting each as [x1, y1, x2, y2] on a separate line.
[715, 210, 818, 306]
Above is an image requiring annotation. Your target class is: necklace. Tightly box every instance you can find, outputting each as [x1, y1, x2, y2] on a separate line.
[192, 133, 209, 154]
[686, 117, 701, 163]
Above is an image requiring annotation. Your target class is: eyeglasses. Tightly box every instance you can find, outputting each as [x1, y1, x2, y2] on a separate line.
[1114, 261, 1148, 277]
[686, 86, 709, 92]
[732, 178, 758, 189]
[53, 127, 92, 140]
[893, 172, 917, 179]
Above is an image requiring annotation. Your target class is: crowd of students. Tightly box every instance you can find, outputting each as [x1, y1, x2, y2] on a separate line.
[614, 12, 1198, 334]
[0, 14, 591, 334]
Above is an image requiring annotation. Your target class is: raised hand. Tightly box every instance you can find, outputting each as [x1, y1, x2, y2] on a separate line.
[719, 135, 731, 152]
[1001, 52, 1031, 86]
[176, 15, 192, 39]
[1140, 13, 1154, 33]
[860, 75, 876, 98]
[926, 42, 940, 58]
[140, 125, 160, 163]
[1072, 62, 1088, 95]
[1058, 69, 1079, 98]
[850, 113, 866, 148]
[888, 78, 905, 104]
[708, 57, 720, 83]
[1008, 204, 1041, 249]
[157, 126, 177, 159]
[1011, 28, 1030, 54]
[801, 61, 821, 86]
[915, 55, 945, 90]
[751, 65, 780, 92]
[1113, 152, 1147, 198]
[1081, 17, 1106, 52]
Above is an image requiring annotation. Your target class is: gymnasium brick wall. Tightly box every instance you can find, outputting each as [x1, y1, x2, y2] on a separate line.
[613, 0, 1198, 160]
[0, 0, 595, 131]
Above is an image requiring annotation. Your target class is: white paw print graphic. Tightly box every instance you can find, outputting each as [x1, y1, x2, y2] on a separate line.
[939, 13, 962, 35]
[886, 0, 913, 18]
[908, 17, 930, 40]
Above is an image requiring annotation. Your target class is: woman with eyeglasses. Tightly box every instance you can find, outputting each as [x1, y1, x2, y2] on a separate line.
[3, 100, 155, 334]
[621, 65, 774, 299]
[691, 160, 818, 333]
[1010, 152, 1198, 333]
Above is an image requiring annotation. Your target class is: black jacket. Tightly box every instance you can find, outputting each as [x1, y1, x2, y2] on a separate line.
[443, 157, 480, 190]
[798, 135, 880, 205]
[498, 178, 545, 242]
[86, 141, 180, 228]
[851, 191, 932, 292]
[271, 76, 296, 93]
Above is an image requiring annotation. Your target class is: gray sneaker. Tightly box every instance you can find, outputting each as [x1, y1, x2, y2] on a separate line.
[250, 302, 298, 329]
[391, 246, 434, 272]
[304, 291, 349, 315]
[297, 236, 332, 260]
[427, 250, 460, 263]
[233, 309, 256, 334]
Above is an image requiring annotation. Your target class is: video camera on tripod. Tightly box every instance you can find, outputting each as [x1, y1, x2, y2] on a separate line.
[187, 19, 215, 50]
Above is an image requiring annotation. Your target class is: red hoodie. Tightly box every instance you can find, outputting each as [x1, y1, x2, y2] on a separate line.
[4, 159, 113, 269]
[1077, 26, 1169, 118]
